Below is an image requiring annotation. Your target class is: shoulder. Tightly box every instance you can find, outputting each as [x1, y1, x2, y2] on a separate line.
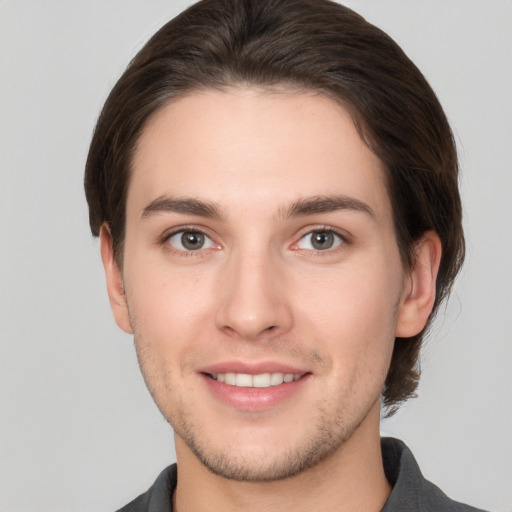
[115, 464, 177, 512]
[381, 437, 490, 512]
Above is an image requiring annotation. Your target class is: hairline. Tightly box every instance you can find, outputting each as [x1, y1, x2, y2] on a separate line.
[114, 82, 389, 265]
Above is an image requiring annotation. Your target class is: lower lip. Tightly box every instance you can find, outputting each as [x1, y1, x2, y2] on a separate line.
[201, 374, 309, 411]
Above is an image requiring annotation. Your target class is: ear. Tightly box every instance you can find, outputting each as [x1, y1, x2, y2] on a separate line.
[99, 224, 133, 334]
[395, 231, 442, 338]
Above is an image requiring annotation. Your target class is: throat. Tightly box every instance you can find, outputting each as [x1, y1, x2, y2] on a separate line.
[172, 413, 391, 512]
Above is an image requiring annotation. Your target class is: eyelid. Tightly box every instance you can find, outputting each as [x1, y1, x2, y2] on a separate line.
[159, 224, 349, 253]
[291, 226, 349, 251]
[161, 226, 221, 253]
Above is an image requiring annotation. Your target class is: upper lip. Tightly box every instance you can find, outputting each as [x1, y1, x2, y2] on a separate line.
[199, 361, 309, 376]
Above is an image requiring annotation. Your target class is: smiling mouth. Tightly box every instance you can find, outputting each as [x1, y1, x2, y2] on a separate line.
[208, 372, 304, 388]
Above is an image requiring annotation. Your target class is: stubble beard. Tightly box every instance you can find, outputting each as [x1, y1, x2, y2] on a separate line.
[171, 401, 369, 482]
[159, 372, 381, 482]
[131, 318, 383, 483]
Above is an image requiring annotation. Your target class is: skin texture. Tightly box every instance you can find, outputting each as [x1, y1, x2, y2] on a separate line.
[101, 88, 441, 512]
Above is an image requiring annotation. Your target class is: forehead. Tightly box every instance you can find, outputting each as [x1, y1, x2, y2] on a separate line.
[128, 88, 390, 222]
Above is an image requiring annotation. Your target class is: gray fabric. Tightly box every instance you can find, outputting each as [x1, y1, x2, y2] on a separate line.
[380, 438, 488, 512]
[115, 465, 175, 512]
[116, 437, 489, 512]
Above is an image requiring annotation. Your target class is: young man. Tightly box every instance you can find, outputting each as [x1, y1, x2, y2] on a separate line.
[85, 1, 486, 510]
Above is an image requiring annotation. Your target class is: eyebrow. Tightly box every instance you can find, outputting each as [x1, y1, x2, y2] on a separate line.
[141, 196, 224, 220]
[280, 195, 376, 220]
[140, 194, 375, 222]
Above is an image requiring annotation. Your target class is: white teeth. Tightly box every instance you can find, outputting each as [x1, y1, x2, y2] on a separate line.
[211, 372, 302, 388]
[270, 372, 284, 386]
[235, 373, 253, 387]
[225, 372, 236, 385]
[253, 373, 271, 388]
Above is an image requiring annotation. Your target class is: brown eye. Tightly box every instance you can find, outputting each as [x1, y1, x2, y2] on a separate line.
[167, 230, 214, 251]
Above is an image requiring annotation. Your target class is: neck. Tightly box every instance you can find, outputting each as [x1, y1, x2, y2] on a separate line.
[173, 403, 391, 512]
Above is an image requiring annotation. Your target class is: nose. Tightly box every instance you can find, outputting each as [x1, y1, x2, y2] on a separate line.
[215, 249, 294, 341]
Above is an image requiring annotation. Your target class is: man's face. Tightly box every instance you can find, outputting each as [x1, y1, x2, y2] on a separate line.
[112, 88, 411, 480]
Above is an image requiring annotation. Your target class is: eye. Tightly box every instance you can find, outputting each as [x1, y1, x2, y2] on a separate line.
[167, 230, 216, 251]
[295, 230, 344, 251]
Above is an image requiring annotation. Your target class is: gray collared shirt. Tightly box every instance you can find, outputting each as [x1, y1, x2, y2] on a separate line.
[116, 437, 489, 512]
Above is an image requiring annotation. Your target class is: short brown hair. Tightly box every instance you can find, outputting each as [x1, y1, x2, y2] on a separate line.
[85, 0, 465, 413]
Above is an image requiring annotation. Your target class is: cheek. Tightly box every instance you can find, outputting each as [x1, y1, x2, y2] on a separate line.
[298, 259, 401, 368]
[125, 266, 217, 411]
[124, 259, 215, 353]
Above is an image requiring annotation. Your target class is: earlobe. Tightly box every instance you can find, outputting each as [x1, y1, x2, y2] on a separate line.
[99, 224, 133, 334]
[395, 231, 442, 338]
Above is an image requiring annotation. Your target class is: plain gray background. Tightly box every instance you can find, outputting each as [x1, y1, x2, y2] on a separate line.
[1, 1, 511, 511]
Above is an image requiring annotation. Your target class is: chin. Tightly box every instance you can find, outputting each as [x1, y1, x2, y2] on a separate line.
[171, 399, 374, 482]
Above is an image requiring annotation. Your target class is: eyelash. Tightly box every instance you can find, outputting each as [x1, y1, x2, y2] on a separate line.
[160, 225, 349, 256]
[292, 226, 349, 253]
[161, 226, 218, 256]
